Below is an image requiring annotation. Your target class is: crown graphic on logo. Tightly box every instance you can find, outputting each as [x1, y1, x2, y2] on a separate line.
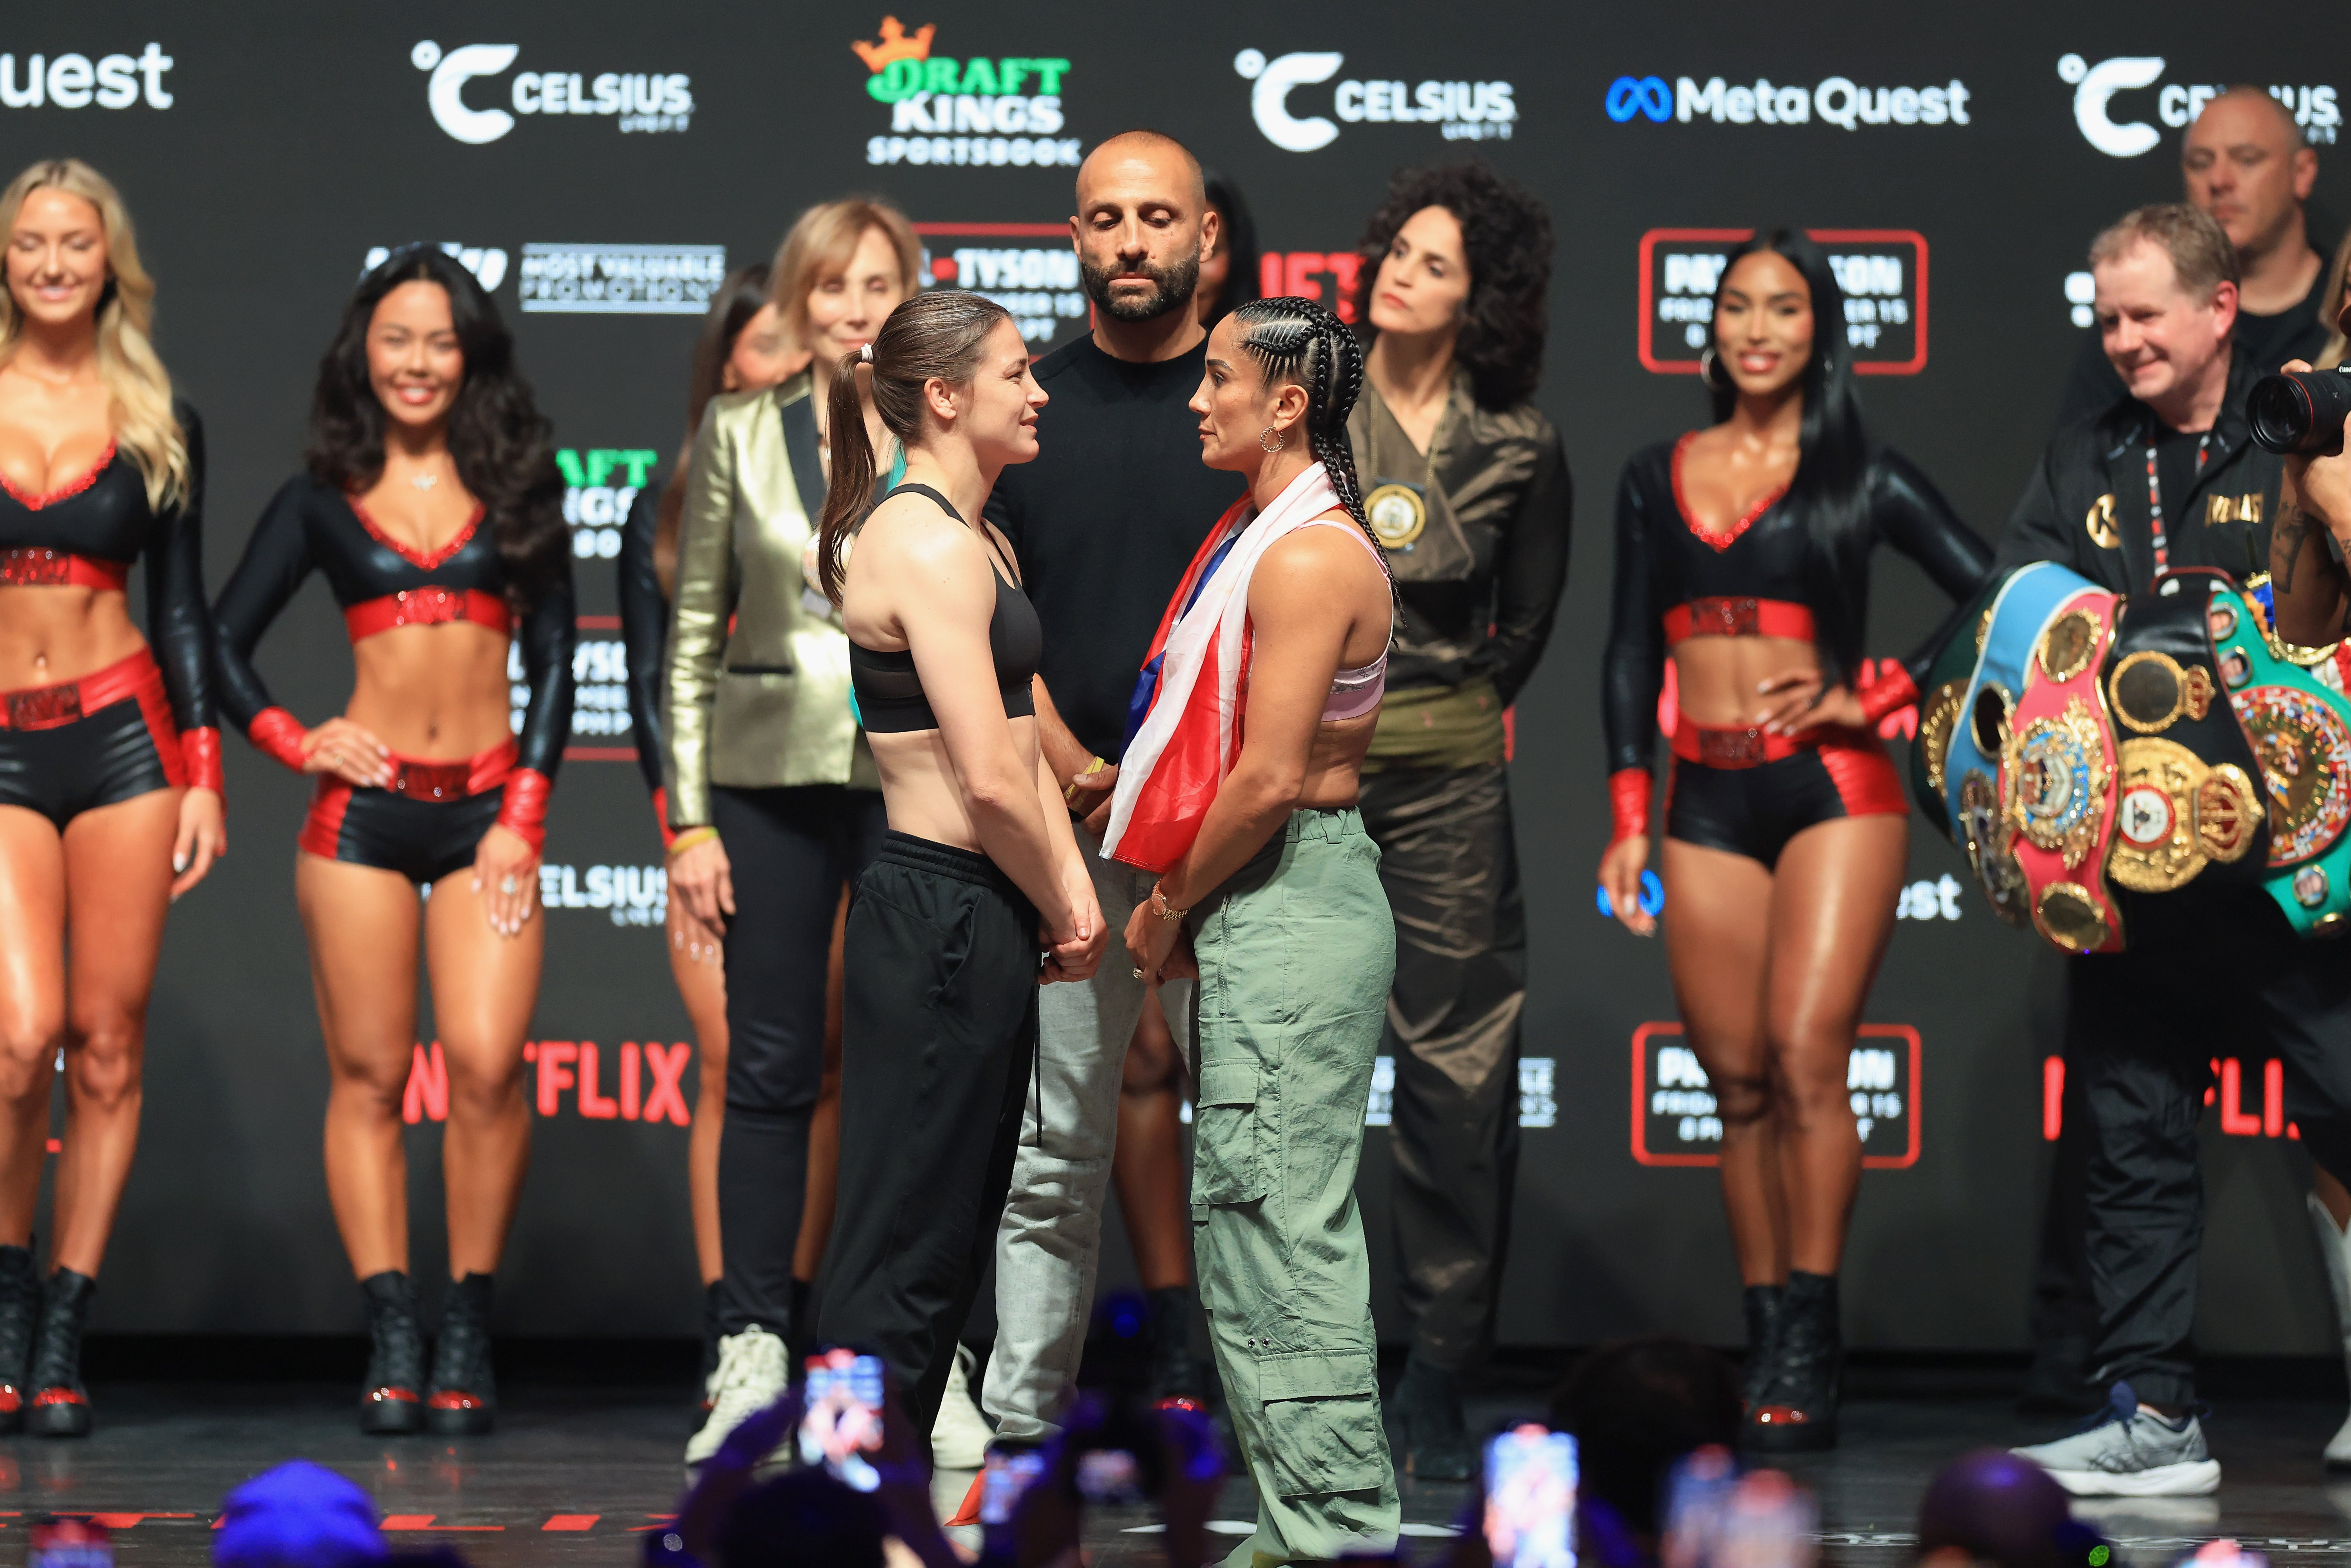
[853, 16, 935, 74]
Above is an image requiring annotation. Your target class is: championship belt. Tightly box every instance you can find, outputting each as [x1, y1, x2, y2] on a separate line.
[2098, 569, 2267, 899]
[1941, 563, 2098, 928]
[2206, 579, 2351, 935]
[1908, 575, 2002, 842]
[2000, 585, 2126, 954]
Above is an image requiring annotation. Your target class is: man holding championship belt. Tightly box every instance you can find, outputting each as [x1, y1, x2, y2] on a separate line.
[1992, 204, 2351, 1494]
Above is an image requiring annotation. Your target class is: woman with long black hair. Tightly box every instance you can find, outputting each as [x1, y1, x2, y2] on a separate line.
[0, 158, 222, 1437]
[1597, 231, 1989, 1449]
[815, 290, 1103, 1439]
[617, 261, 799, 1402]
[214, 245, 574, 1436]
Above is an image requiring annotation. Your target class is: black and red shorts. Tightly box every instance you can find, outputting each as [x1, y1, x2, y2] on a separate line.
[300, 741, 514, 885]
[1665, 723, 1904, 870]
[0, 649, 183, 831]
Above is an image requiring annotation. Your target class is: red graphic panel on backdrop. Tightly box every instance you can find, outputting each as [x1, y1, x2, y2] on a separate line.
[1638, 229, 1928, 375]
[1632, 1022, 1920, 1168]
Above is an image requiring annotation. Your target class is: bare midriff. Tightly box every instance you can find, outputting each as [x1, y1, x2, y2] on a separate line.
[345, 622, 514, 758]
[1670, 634, 1821, 730]
[868, 716, 1043, 853]
[0, 585, 146, 692]
[1296, 710, 1377, 809]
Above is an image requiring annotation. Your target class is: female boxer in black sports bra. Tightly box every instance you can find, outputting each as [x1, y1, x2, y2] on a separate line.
[212, 246, 574, 1437]
[806, 292, 1101, 1438]
[1597, 231, 1989, 1451]
[0, 159, 221, 1437]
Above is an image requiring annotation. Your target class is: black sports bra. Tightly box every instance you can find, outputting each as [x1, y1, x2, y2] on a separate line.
[849, 483, 1042, 734]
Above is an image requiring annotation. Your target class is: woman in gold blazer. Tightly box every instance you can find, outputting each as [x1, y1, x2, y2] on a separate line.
[665, 198, 916, 1465]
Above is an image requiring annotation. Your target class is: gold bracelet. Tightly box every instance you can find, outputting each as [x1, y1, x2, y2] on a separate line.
[667, 826, 719, 856]
[1151, 885, 1189, 924]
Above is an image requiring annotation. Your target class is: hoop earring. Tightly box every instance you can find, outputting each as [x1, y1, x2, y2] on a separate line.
[1259, 426, 1286, 454]
[1699, 345, 1731, 393]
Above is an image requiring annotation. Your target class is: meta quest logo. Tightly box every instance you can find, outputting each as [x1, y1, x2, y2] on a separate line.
[854, 16, 1082, 168]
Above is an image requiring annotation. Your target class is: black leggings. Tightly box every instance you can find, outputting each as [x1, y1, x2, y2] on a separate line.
[818, 832, 1038, 1439]
[710, 784, 889, 1341]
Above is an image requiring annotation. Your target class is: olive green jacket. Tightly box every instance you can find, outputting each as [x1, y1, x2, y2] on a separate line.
[663, 373, 877, 830]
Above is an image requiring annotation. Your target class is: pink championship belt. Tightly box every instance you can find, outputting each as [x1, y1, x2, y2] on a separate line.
[2000, 586, 2127, 954]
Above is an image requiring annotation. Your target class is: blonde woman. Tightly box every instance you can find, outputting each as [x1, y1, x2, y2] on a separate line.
[672, 198, 1001, 1469]
[0, 159, 221, 1436]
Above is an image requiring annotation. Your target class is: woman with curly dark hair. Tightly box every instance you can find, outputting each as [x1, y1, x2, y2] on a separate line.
[1345, 161, 1571, 1478]
[1597, 231, 1988, 1449]
[1112, 296, 1400, 1562]
[213, 244, 575, 1436]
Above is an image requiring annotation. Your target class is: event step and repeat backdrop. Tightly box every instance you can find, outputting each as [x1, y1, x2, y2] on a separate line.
[11, 0, 2346, 1349]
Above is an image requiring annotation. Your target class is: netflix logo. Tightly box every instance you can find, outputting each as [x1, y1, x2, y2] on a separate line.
[400, 1041, 694, 1126]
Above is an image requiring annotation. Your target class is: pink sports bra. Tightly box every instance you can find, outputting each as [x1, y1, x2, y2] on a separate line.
[1299, 518, 1390, 722]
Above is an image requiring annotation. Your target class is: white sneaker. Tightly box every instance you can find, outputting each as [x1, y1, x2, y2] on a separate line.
[2304, 1193, 2351, 1468]
[931, 1345, 993, 1471]
[686, 1323, 790, 1469]
[2013, 1383, 2220, 1496]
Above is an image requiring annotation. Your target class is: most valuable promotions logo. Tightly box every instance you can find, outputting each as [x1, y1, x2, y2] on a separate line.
[855, 16, 1081, 169]
[2057, 54, 2340, 157]
[412, 39, 693, 144]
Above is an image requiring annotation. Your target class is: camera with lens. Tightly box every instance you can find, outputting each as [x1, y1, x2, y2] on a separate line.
[2249, 367, 2351, 455]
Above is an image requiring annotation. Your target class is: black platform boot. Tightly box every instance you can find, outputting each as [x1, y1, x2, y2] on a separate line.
[1391, 1351, 1476, 1482]
[1144, 1285, 1208, 1409]
[0, 1246, 36, 1435]
[427, 1273, 497, 1435]
[27, 1269, 96, 1438]
[1740, 1284, 1785, 1413]
[1746, 1270, 1839, 1452]
[360, 1272, 426, 1435]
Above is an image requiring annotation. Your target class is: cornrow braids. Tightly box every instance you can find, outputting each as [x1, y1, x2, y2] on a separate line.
[1230, 296, 1395, 595]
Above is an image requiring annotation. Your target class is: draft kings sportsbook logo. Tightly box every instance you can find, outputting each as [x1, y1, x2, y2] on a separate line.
[854, 16, 1082, 169]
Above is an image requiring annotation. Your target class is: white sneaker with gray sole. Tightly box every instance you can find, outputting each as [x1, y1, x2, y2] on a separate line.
[2012, 1382, 2220, 1497]
[686, 1323, 790, 1470]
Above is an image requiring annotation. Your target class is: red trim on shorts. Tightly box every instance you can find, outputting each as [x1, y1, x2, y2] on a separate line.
[1814, 728, 1906, 817]
[300, 776, 355, 861]
[129, 664, 187, 789]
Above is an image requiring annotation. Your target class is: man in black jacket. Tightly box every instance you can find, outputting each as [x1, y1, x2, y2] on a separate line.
[2002, 204, 2351, 1496]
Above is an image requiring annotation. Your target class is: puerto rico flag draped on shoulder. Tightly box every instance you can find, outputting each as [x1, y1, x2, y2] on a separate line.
[1102, 465, 1342, 872]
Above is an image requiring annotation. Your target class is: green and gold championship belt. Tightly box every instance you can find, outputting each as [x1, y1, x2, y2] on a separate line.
[2203, 575, 2351, 935]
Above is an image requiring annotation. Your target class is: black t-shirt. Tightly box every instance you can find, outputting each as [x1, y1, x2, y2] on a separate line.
[2152, 423, 2208, 543]
[985, 335, 1244, 760]
[2057, 242, 2336, 429]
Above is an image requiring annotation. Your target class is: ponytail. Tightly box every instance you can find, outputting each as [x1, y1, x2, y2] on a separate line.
[1230, 296, 1396, 597]
[813, 293, 1014, 605]
[814, 347, 878, 604]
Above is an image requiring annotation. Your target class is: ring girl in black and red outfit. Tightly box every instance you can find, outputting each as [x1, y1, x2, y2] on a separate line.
[0, 159, 223, 1438]
[1597, 231, 1989, 1449]
[212, 246, 574, 1437]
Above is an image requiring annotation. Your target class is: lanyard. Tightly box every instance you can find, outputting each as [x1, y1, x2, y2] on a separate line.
[2144, 430, 2210, 570]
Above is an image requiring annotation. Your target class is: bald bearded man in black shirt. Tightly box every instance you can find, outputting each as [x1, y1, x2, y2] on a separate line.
[979, 131, 1244, 1448]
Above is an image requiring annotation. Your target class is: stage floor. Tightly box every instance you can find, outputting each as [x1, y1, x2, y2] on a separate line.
[3, 1385, 2348, 1564]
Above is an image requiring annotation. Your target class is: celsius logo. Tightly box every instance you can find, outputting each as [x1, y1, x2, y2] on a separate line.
[361, 243, 508, 292]
[1233, 49, 1514, 154]
[855, 16, 1081, 169]
[411, 40, 692, 145]
[2058, 54, 2340, 158]
[1608, 73, 1970, 130]
[0, 46, 173, 110]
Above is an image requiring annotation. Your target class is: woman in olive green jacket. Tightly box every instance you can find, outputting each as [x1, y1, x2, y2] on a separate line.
[665, 198, 917, 1467]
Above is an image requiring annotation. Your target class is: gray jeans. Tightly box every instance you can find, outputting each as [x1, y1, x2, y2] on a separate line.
[981, 828, 1195, 1442]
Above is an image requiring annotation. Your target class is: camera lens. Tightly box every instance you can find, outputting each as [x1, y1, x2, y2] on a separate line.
[2249, 369, 2351, 455]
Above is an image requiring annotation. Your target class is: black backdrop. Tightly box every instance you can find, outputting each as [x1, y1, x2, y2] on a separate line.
[10, 0, 2347, 1352]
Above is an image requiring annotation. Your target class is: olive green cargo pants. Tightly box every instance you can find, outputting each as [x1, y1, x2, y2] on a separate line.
[1189, 807, 1400, 1567]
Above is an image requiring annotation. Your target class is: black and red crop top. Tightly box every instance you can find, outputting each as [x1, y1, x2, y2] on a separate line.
[0, 400, 219, 788]
[211, 473, 576, 844]
[1601, 433, 1991, 787]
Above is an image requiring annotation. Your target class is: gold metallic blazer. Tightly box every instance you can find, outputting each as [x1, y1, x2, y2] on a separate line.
[663, 373, 877, 830]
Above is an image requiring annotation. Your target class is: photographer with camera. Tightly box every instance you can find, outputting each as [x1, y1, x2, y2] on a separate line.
[1995, 203, 2351, 1494]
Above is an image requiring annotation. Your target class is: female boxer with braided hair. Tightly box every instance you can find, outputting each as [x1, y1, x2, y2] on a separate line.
[1112, 296, 1401, 1563]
